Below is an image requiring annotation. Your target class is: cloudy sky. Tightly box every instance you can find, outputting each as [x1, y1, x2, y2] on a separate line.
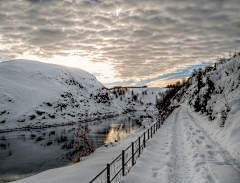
[0, 0, 239, 87]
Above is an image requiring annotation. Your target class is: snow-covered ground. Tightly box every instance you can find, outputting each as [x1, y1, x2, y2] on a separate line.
[120, 105, 240, 183]
[14, 105, 240, 183]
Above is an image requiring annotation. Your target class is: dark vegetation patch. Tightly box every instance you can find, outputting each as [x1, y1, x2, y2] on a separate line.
[0, 110, 6, 115]
[45, 102, 52, 106]
[29, 115, 36, 120]
[36, 110, 45, 116]
[48, 114, 55, 119]
[36, 136, 44, 142]
[0, 120, 6, 124]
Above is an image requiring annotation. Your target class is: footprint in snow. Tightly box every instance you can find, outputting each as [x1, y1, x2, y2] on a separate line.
[206, 145, 213, 148]
[208, 151, 218, 157]
[207, 173, 216, 183]
[153, 172, 158, 178]
[166, 162, 172, 167]
[194, 161, 206, 168]
[196, 139, 202, 144]
[193, 153, 205, 158]
[195, 167, 201, 172]
[193, 153, 199, 158]
[199, 136, 205, 140]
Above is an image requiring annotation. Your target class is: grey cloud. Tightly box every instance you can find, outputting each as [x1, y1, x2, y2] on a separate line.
[0, 0, 240, 83]
[26, 0, 55, 4]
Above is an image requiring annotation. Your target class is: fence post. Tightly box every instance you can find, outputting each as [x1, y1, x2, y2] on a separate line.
[151, 126, 152, 138]
[107, 163, 110, 183]
[132, 142, 134, 166]
[143, 132, 146, 148]
[122, 150, 125, 176]
[138, 137, 141, 155]
[148, 129, 149, 139]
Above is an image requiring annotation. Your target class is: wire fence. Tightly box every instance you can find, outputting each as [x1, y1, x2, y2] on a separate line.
[90, 121, 161, 183]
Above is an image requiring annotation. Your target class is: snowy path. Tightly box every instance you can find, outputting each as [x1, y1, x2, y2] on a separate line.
[120, 105, 240, 183]
[169, 107, 192, 183]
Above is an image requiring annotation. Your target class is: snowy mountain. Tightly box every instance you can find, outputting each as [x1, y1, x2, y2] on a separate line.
[0, 60, 124, 131]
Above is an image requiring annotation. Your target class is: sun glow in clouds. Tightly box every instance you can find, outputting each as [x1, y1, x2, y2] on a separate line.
[20, 52, 120, 84]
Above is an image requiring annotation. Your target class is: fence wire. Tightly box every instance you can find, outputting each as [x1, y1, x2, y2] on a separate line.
[90, 121, 161, 183]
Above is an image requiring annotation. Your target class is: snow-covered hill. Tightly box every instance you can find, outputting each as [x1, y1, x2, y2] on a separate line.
[109, 87, 167, 111]
[0, 60, 124, 131]
[171, 54, 240, 156]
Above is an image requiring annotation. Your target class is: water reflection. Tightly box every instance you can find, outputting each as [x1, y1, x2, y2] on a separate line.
[104, 123, 136, 143]
[0, 111, 157, 182]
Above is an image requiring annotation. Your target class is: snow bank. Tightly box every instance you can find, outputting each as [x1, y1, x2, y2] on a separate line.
[172, 55, 240, 157]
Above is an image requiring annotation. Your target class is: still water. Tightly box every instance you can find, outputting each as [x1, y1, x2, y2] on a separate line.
[0, 111, 156, 182]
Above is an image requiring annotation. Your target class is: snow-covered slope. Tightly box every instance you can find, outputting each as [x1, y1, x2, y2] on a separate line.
[109, 87, 167, 111]
[171, 54, 240, 156]
[0, 60, 124, 131]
